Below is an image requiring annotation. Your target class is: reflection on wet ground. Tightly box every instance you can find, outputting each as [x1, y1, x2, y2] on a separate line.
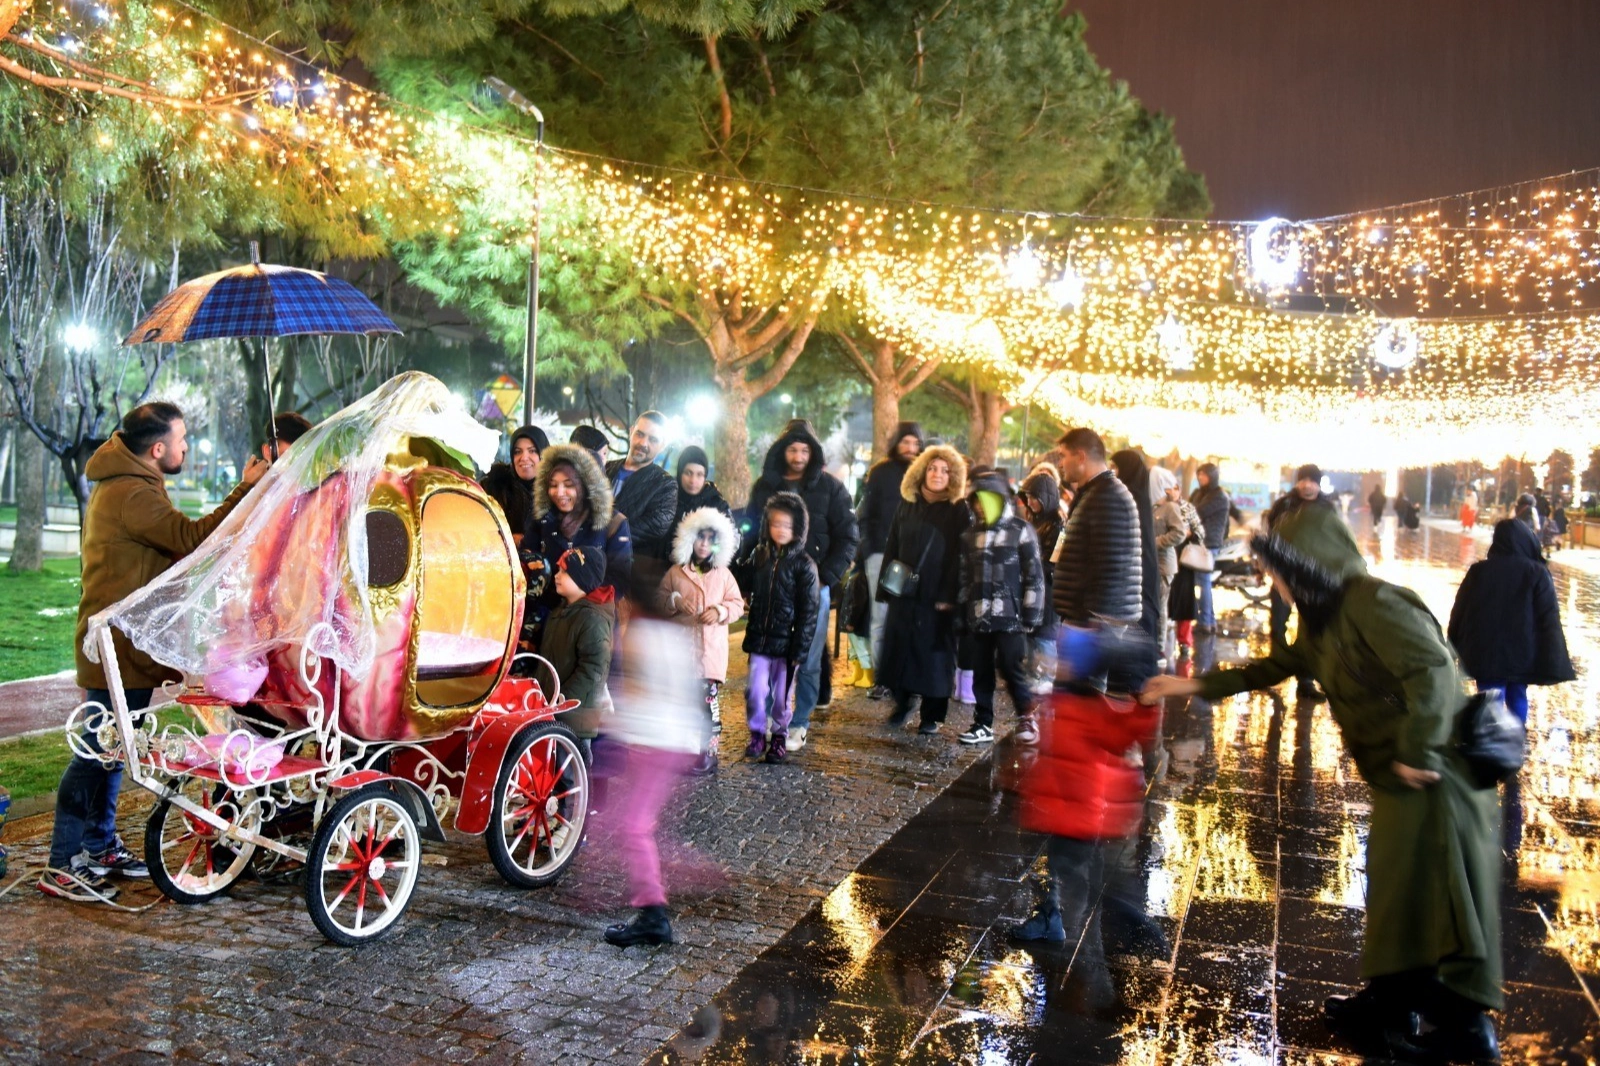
[652, 516, 1600, 1064]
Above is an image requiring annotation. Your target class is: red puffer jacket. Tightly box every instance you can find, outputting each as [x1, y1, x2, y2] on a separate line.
[1021, 691, 1159, 841]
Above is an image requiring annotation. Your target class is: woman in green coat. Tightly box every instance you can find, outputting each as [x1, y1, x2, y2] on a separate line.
[1145, 506, 1502, 1064]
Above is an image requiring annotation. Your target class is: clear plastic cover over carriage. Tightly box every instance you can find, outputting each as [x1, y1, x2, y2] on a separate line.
[71, 373, 590, 944]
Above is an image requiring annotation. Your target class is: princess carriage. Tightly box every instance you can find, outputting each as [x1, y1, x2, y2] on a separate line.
[68, 374, 589, 945]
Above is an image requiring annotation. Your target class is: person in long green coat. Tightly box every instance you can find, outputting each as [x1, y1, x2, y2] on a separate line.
[1145, 505, 1503, 1064]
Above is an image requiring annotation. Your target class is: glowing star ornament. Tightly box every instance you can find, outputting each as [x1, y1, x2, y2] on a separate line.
[1372, 321, 1420, 369]
[1156, 313, 1196, 371]
[1046, 269, 1087, 309]
[1004, 242, 1043, 290]
[1247, 217, 1301, 291]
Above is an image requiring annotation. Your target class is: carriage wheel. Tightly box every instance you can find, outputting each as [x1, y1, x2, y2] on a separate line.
[304, 783, 420, 946]
[486, 722, 589, 889]
[145, 779, 258, 905]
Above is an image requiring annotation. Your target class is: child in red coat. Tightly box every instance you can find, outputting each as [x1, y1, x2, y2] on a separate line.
[1014, 688, 1164, 952]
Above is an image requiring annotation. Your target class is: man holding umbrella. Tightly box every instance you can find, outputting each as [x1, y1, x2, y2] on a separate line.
[40, 403, 268, 901]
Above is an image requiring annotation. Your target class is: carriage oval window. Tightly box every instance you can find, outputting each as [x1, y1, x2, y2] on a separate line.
[415, 490, 516, 709]
[365, 510, 410, 588]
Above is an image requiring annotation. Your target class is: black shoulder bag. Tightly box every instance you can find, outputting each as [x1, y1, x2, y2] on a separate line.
[879, 531, 934, 599]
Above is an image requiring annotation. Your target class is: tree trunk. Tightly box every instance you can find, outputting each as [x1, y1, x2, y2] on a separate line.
[971, 392, 1004, 470]
[871, 377, 900, 459]
[274, 345, 299, 416]
[8, 423, 45, 572]
[716, 382, 755, 508]
[0, 425, 12, 503]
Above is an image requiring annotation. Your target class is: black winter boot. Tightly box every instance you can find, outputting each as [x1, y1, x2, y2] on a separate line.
[604, 905, 674, 947]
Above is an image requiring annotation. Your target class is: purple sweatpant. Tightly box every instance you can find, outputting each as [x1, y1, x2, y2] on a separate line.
[746, 653, 792, 736]
[616, 745, 694, 908]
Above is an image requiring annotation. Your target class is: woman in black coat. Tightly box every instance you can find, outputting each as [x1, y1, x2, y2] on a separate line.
[875, 445, 971, 734]
[1448, 518, 1574, 722]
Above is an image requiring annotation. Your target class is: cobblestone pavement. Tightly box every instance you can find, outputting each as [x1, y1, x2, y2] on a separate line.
[0, 643, 989, 1065]
[653, 516, 1600, 1064]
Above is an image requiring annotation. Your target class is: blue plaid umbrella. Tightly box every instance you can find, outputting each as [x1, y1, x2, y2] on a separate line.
[124, 244, 401, 456]
[124, 249, 400, 345]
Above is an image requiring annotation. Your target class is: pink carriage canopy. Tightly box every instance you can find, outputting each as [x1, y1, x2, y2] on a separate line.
[87, 372, 502, 687]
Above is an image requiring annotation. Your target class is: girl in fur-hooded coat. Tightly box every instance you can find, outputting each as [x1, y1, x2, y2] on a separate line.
[530, 445, 634, 645]
[661, 507, 745, 771]
[876, 445, 972, 726]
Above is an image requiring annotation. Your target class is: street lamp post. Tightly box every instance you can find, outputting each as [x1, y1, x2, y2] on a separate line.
[485, 77, 545, 427]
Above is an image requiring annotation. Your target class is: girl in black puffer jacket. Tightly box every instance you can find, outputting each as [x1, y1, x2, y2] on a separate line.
[742, 493, 820, 763]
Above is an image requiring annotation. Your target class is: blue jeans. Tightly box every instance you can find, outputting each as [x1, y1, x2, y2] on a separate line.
[1478, 679, 1529, 724]
[1195, 569, 1215, 627]
[49, 687, 152, 869]
[791, 585, 831, 729]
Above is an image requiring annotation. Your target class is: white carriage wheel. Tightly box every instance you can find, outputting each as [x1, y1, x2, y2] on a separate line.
[486, 723, 589, 889]
[145, 778, 259, 905]
[304, 784, 421, 946]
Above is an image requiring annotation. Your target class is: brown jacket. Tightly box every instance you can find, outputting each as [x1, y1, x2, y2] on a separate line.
[75, 435, 250, 690]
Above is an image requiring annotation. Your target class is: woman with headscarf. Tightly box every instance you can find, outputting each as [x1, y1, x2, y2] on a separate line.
[1448, 518, 1574, 723]
[1146, 506, 1504, 1063]
[876, 445, 971, 736]
[529, 444, 633, 649]
[481, 425, 549, 543]
[667, 445, 732, 551]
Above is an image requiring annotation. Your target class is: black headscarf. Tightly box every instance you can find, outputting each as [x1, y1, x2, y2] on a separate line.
[481, 424, 548, 539]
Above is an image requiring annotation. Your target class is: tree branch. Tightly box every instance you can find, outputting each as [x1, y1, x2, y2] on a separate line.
[835, 332, 879, 384]
[898, 353, 943, 393]
[746, 313, 818, 398]
[703, 34, 733, 144]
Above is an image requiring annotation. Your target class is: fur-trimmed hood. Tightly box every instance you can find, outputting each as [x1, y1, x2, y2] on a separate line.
[671, 506, 740, 568]
[760, 491, 810, 549]
[759, 420, 827, 489]
[532, 443, 613, 528]
[900, 444, 968, 503]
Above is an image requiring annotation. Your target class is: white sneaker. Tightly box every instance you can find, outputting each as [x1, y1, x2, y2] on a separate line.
[1014, 715, 1040, 745]
[788, 726, 808, 751]
[958, 724, 994, 745]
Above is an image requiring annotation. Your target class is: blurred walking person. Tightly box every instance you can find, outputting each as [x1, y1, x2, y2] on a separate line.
[601, 610, 707, 948]
[1368, 483, 1388, 524]
[955, 468, 1047, 745]
[856, 423, 924, 698]
[1146, 506, 1505, 1062]
[876, 446, 970, 735]
[1109, 450, 1161, 646]
[1448, 518, 1573, 724]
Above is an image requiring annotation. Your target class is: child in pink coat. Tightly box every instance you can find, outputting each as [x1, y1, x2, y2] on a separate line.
[661, 506, 745, 775]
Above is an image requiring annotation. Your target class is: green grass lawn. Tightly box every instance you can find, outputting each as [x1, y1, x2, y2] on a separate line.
[0, 706, 187, 801]
[0, 559, 82, 683]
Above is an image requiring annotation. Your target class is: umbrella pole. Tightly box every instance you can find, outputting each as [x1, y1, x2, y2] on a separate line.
[261, 338, 279, 462]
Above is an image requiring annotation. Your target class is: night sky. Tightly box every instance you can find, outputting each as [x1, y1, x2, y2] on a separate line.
[1070, 0, 1600, 220]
